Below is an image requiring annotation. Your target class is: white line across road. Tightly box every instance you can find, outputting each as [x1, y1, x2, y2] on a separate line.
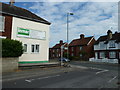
[96, 70, 109, 74]
[108, 76, 117, 83]
[89, 67, 109, 75]
[25, 74, 60, 83]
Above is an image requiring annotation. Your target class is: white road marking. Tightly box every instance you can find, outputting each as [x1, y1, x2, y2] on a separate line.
[25, 74, 60, 83]
[89, 67, 103, 70]
[108, 76, 117, 83]
[96, 70, 109, 74]
[25, 79, 32, 82]
[89, 67, 109, 75]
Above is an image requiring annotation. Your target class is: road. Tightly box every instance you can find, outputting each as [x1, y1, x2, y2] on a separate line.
[2, 61, 120, 89]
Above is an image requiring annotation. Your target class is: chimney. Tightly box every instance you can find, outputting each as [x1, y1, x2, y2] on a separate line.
[59, 40, 63, 44]
[80, 34, 84, 39]
[9, 0, 15, 6]
[115, 31, 118, 37]
[107, 30, 112, 40]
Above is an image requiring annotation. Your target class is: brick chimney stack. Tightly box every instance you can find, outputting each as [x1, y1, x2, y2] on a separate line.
[60, 40, 63, 44]
[107, 30, 112, 40]
[9, 0, 15, 6]
[80, 34, 84, 39]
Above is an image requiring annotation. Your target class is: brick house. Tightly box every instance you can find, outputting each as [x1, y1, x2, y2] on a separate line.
[69, 34, 96, 60]
[49, 40, 68, 59]
[90, 30, 120, 63]
[0, 2, 51, 65]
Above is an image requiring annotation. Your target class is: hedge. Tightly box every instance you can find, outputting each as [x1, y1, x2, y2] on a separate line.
[2, 39, 23, 57]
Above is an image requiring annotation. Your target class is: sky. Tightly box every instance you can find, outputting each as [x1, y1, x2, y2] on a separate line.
[2, 0, 119, 47]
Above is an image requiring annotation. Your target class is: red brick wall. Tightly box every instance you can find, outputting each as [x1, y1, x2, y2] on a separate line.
[49, 47, 68, 59]
[69, 38, 95, 60]
[0, 15, 13, 39]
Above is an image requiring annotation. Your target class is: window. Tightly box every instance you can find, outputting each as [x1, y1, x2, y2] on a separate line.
[0, 16, 5, 32]
[72, 47, 74, 51]
[23, 44, 27, 53]
[80, 46, 82, 50]
[53, 54, 55, 57]
[57, 49, 59, 52]
[109, 52, 116, 58]
[109, 41, 115, 48]
[99, 42, 105, 49]
[31, 45, 35, 52]
[80, 54, 82, 57]
[100, 52, 105, 58]
[31, 44, 39, 53]
[36, 45, 39, 52]
[64, 47, 68, 50]
[57, 54, 58, 57]
[72, 53, 74, 56]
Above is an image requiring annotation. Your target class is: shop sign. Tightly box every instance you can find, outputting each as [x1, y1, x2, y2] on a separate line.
[17, 27, 30, 36]
[17, 27, 46, 40]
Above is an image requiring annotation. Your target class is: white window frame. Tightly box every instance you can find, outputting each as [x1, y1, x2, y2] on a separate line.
[31, 44, 40, 53]
[0, 15, 5, 32]
[109, 51, 116, 58]
[99, 42, 105, 49]
[64, 47, 68, 50]
[100, 52, 105, 59]
[23, 44, 27, 53]
[80, 46, 82, 50]
[109, 41, 115, 48]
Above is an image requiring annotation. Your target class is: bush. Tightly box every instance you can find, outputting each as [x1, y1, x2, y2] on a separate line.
[2, 39, 23, 57]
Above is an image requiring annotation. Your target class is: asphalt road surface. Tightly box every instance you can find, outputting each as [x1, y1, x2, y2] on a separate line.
[2, 61, 120, 89]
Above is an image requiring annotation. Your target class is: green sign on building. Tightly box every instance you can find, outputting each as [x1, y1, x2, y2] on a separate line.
[17, 27, 30, 36]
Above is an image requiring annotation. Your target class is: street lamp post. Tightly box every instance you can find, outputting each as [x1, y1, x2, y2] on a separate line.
[67, 12, 74, 60]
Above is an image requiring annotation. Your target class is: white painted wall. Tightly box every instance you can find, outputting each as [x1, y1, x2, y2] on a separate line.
[94, 40, 120, 50]
[11, 17, 50, 63]
[89, 58, 118, 64]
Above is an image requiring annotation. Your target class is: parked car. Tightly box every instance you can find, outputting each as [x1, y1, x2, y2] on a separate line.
[59, 58, 70, 62]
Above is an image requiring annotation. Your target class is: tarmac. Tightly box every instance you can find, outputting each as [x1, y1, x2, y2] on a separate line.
[1, 60, 88, 82]
[3, 59, 118, 82]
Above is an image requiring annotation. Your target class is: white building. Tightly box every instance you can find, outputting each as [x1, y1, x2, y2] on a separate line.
[0, 2, 51, 65]
[90, 30, 120, 64]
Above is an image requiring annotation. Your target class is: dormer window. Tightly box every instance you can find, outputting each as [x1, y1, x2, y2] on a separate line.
[0, 15, 5, 32]
[109, 41, 115, 48]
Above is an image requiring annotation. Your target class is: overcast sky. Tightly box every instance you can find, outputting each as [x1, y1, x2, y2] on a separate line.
[3, 1, 119, 47]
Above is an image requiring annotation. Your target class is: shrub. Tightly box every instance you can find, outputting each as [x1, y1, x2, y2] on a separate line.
[2, 39, 23, 57]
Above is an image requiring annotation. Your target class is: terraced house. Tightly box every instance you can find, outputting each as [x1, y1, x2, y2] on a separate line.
[69, 34, 95, 60]
[90, 30, 120, 63]
[0, 2, 51, 65]
[49, 40, 68, 59]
